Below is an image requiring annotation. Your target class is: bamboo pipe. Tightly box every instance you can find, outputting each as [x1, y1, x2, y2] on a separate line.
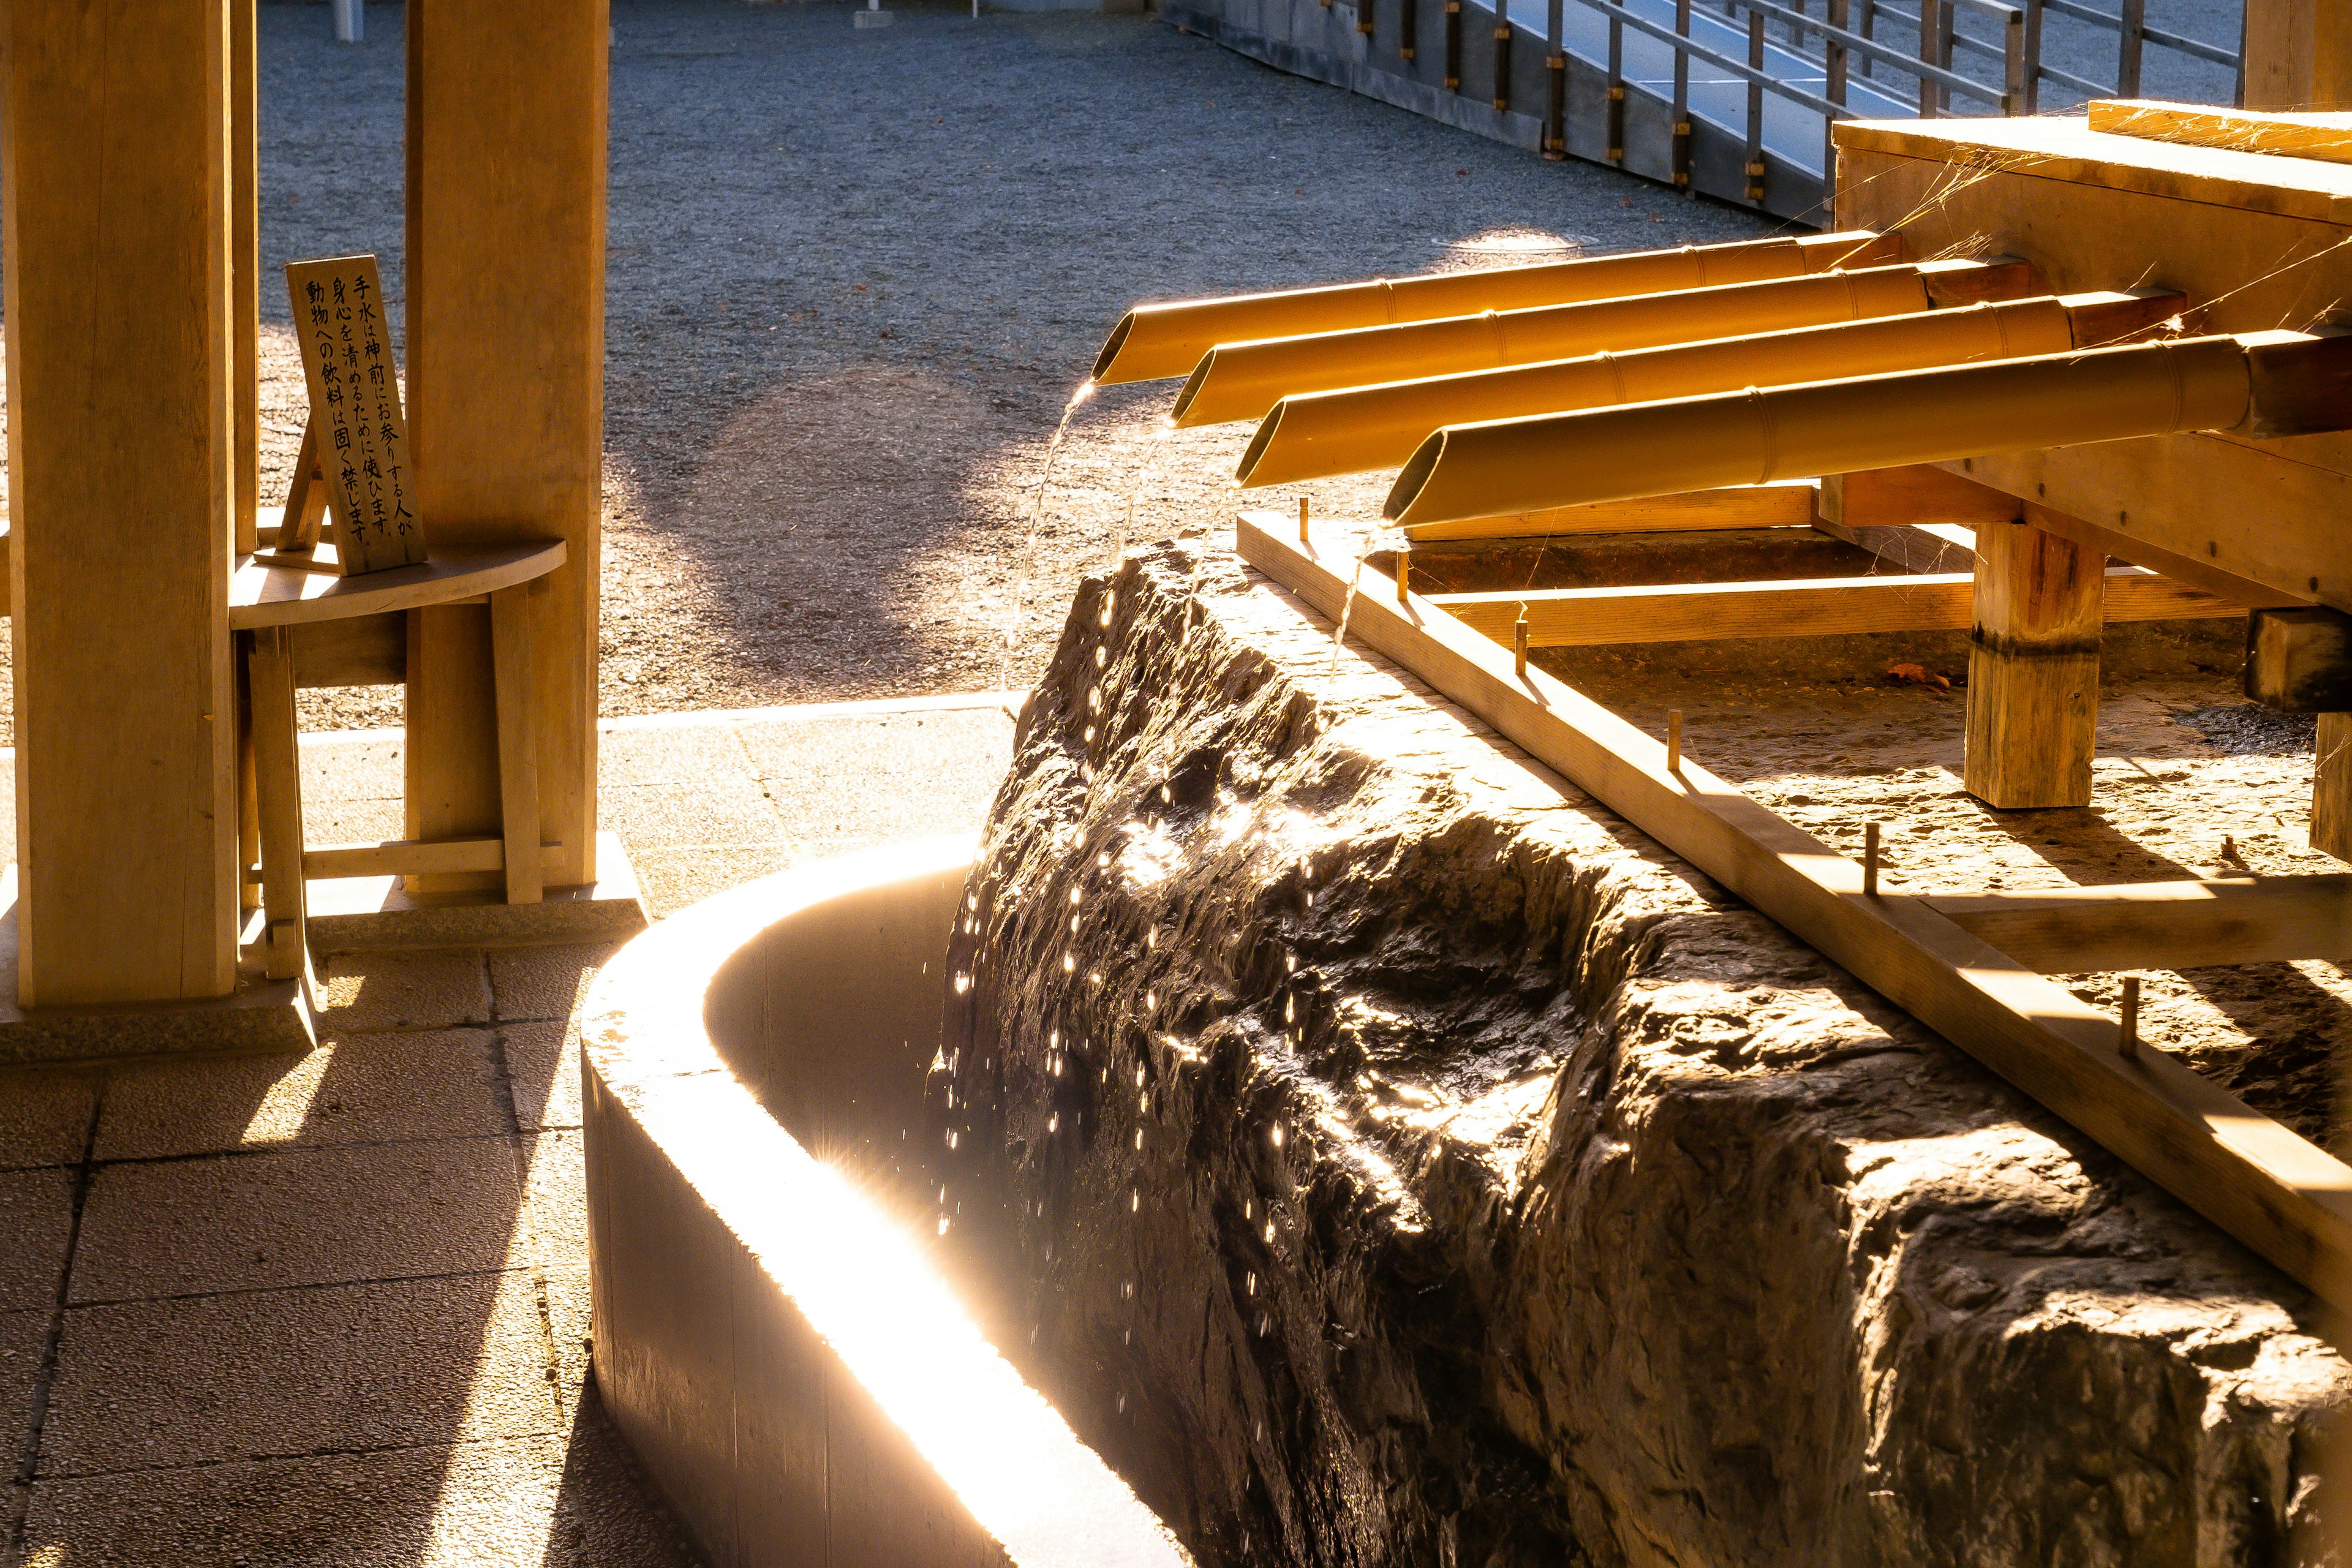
[1382, 334, 2275, 527]
[1172, 259, 2022, 429]
[1092, 230, 1902, 385]
[1236, 295, 2099, 488]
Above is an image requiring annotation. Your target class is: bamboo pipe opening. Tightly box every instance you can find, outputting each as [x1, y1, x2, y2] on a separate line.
[1231, 293, 2167, 488]
[1383, 333, 2278, 527]
[1089, 230, 1905, 385]
[1170, 259, 2025, 429]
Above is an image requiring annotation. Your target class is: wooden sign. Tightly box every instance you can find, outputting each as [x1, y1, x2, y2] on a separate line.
[284, 254, 428, 575]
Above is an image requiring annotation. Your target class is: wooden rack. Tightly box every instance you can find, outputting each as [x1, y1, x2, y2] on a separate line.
[1240, 510, 2352, 1306]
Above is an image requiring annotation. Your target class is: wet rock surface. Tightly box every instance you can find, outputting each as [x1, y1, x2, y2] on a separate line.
[934, 541, 2349, 1567]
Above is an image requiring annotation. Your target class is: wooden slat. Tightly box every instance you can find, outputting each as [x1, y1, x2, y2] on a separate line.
[1240, 509, 2352, 1303]
[1425, 566, 2238, 647]
[300, 837, 567, 881]
[1403, 481, 1818, 543]
[289, 613, 406, 689]
[1928, 876, 2352, 972]
[2089, 101, 2352, 165]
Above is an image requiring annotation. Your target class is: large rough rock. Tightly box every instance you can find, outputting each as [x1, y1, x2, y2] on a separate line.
[932, 541, 2348, 1567]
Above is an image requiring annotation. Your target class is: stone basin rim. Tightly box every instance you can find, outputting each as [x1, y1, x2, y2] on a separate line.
[580, 834, 1190, 1568]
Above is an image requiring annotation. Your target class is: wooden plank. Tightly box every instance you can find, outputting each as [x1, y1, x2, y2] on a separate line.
[1928, 876, 2352, 971]
[301, 836, 567, 880]
[1402, 481, 1817, 542]
[490, 583, 543, 906]
[407, 0, 606, 892]
[283, 254, 428, 576]
[1820, 464, 2022, 532]
[289, 612, 405, 689]
[1424, 565, 2237, 647]
[1813, 521, 1977, 575]
[228, 538, 564, 630]
[1966, 511, 2103, 809]
[3, 0, 241, 1005]
[2089, 101, 2352, 165]
[1239, 508, 2352, 1304]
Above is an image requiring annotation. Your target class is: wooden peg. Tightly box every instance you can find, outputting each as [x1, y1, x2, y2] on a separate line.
[1513, 603, 1529, 677]
[1396, 549, 1411, 603]
[1863, 821, 1882, 897]
[1667, 709, 1683, 774]
[2119, 974, 2141, 1059]
[1298, 495, 1310, 543]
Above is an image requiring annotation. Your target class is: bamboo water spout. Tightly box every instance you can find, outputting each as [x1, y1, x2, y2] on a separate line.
[1170, 258, 2037, 428]
[1382, 331, 2352, 527]
[1090, 231, 1902, 385]
[1234, 292, 2180, 488]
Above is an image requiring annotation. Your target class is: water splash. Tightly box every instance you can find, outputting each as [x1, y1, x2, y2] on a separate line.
[997, 379, 1097, 693]
[1109, 416, 1175, 572]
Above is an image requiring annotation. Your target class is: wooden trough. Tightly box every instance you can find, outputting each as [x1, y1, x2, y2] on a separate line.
[1100, 104, 2352, 1308]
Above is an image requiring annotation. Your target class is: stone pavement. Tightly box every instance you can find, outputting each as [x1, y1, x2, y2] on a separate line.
[0, 695, 1014, 1567]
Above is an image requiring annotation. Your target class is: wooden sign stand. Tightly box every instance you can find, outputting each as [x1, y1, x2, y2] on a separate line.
[260, 254, 429, 578]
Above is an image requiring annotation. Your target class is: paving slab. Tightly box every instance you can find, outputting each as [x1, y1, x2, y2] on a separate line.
[597, 775, 788, 850]
[596, 722, 759, 789]
[72, 1136, 524, 1303]
[94, 1030, 505, 1163]
[502, 1020, 584, 1134]
[519, 1131, 589, 1268]
[626, 843, 797, 920]
[489, 943, 621, 1025]
[0, 1067, 94, 1172]
[737, 708, 1012, 846]
[314, 948, 493, 1033]
[1, 1306, 50, 1452]
[38, 1270, 557, 1477]
[18, 1433, 568, 1568]
[0, 1167, 74, 1313]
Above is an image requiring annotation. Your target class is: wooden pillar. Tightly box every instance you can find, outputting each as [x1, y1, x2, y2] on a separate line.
[1964, 505, 2103, 810]
[404, 0, 606, 892]
[233, 0, 260, 554]
[2, 0, 240, 1004]
[2242, 0, 2352, 108]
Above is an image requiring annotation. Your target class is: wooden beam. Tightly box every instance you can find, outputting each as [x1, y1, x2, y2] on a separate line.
[1966, 510, 2105, 810]
[406, 0, 606, 891]
[1928, 876, 2352, 972]
[1425, 565, 2236, 647]
[1239, 508, 2352, 1305]
[1820, 463, 2022, 532]
[2246, 606, 2352, 712]
[1814, 521, 1977, 575]
[3, 0, 241, 1005]
[1403, 481, 1817, 543]
[301, 837, 567, 881]
[232, 0, 258, 556]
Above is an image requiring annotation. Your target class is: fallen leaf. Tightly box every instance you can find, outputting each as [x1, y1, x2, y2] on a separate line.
[1885, 662, 1951, 691]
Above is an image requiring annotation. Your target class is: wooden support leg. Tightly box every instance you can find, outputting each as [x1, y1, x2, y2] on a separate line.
[249, 628, 309, 981]
[238, 635, 262, 916]
[1966, 507, 2103, 809]
[491, 586, 543, 906]
[2314, 714, 2352, 861]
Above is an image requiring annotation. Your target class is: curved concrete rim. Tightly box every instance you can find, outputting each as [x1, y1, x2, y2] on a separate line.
[581, 835, 1189, 1568]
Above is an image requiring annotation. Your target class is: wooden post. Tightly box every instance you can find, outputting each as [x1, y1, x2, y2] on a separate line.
[2, 0, 241, 1005]
[2242, 0, 2352, 108]
[1965, 506, 2103, 810]
[2314, 714, 2352, 861]
[405, 0, 607, 892]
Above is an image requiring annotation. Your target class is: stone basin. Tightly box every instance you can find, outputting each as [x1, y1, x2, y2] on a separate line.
[579, 837, 1188, 1568]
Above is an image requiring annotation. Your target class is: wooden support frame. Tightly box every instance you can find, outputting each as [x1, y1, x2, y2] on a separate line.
[1240, 510, 2352, 1305]
[1965, 510, 2105, 809]
[1423, 564, 2236, 646]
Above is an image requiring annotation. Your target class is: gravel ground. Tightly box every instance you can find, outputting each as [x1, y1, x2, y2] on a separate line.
[213, 0, 1780, 729]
